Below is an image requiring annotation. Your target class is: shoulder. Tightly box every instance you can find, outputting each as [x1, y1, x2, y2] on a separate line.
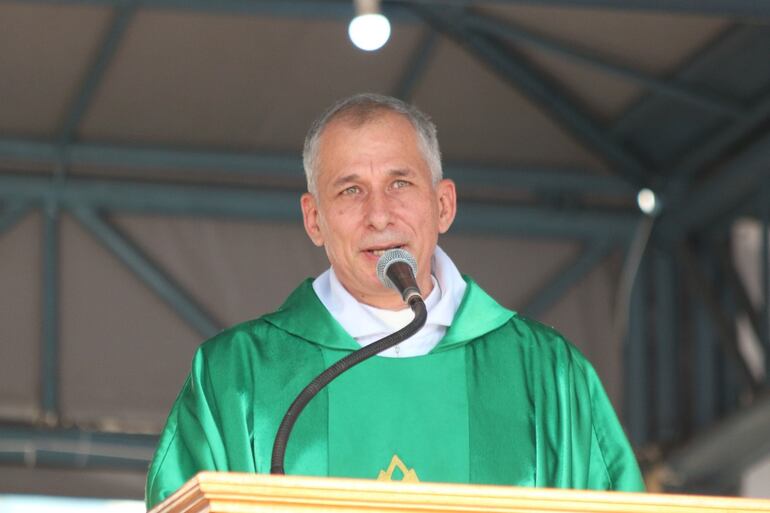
[500, 314, 592, 370]
[198, 317, 268, 355]
[456, 277, 592, 374]
[483, 314, 610, 402]
[190, 311, 302, 375]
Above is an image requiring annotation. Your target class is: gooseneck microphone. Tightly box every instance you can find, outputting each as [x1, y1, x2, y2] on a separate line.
[271, 249, 427, 475]
[376, 248, 422, 304]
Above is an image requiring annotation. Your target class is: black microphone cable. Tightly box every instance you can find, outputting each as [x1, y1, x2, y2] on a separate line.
[270, 294, 426, 475]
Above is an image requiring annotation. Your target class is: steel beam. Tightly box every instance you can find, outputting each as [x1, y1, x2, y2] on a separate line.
[666, 90, 770, 191]
[413, 5, 651, 188]
[653, 245, 678, 442]
[40, 200, 60, 423]
[7, 0, 770, 19]
[608, 26, 770, 198]
[665, 129, 770, 237]
[489, 0, 770, 18]
[0, 0, 416, 21]
[0, 139, 634, 197]
[445, 163, 634, 196]
[764, 200, 770, 382]
[704, 180, 770, 239]
[610, 24, 751, 136]
[521, 240, 613, 318]
[0, 138, 303, 177]
[0, 174, 304, 220]
[452, 202, 637, 240]
[0, 425, 156, 470]
[0, 0, 353, 19]
[625, 251, 649, 446]
[394, 29, 438, 102]
[59, 1, 137, 146]
[464, 13, 743, 119]
[0, 201, 32, 238]
[718, 266, 744, 417]
[0, 174, 639, 240]
[692, 272, 718, 430]
[70, 207, 221, 339]
[720, 244, 765, 349]
[678, 243, 761, 393]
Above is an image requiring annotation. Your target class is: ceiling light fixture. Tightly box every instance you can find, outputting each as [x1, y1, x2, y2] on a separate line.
[349, 0, 391, 52]
[637, 188, 660, 216]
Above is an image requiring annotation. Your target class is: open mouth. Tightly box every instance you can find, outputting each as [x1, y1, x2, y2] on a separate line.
[365, 245, 405, 257]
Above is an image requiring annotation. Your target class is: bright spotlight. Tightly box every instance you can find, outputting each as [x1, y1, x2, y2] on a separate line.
[637, 188, 658, 215]
[349, 0, 390, 52]
[348, 13, 391, 51]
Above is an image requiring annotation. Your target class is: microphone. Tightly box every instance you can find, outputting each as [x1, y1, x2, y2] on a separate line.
[270, 249, 427, 475]
[376, 248, 422, 305]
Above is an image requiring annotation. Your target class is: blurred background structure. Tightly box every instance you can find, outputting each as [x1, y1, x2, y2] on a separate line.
[0, 0, 769, 501]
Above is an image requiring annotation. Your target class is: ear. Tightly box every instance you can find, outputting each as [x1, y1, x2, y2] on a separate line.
[301, 193, 325, 247]
[436, 179, 457, 234]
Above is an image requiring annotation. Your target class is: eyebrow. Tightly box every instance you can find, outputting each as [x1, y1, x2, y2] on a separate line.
[389, 169, 414, 179]
[331, 169, 414, 189]
[331, 174, 359, 189]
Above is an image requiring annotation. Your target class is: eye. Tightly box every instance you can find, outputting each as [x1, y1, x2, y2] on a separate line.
[392, 179, 411, 190]
[340, 185, 360, 196]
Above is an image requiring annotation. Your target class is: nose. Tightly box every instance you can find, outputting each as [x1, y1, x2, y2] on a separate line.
[364, 190, 393, 231]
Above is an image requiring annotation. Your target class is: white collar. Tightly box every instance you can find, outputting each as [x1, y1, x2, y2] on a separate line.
[312, 246, 466, 354]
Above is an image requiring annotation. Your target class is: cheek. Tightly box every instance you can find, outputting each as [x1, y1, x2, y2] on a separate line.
[320, 215, 355, 252]
[413, 201, 440, 227]
[327, 199, 356, 218]
[333, 203, 367, 233]
[319, 204, 347, 229]
[332, 206, 351, 218]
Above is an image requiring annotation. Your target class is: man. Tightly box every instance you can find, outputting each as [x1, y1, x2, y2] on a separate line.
[145, 94, 644, 509]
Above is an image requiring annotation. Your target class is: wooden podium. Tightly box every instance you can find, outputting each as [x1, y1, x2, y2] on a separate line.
[149, 472, 770, 512]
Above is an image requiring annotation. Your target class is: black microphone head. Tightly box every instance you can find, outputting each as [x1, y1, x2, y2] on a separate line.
[376, 248, 418, 291]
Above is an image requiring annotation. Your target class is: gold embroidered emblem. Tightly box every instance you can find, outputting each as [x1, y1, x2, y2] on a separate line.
[377, 454, 420, 482]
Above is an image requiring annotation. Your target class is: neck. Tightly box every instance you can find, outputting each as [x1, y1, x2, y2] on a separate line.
[355, 275, 434, 310]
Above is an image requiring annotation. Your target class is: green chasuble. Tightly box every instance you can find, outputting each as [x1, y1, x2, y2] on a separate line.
[146, 277, 644, 508]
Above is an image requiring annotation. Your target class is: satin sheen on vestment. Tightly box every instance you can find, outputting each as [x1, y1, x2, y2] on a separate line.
[145, 277, 645, 509]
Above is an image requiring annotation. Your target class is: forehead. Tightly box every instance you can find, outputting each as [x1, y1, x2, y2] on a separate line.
[315, 111, 425, 177]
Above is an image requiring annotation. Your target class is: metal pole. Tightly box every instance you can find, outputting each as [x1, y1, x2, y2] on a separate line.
[692, 257, 717, 430]
[0, 202, 32, 238]
[464, 14, 742, 118]
[394, 29, 438, 102]
[411, 4, 651, 188]
[653, 245, 678, 442]
[70, 207, 221, 339]
[40, 200, 60, 424]
[678, 243, 761, 393]
[58, 2, 137, 145]
[760, 185, 770, 385]
[625, 253, 649, 446]
[521, 241, 613, 319]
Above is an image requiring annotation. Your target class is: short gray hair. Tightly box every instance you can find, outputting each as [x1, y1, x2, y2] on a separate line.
[302, 93, 442, 196]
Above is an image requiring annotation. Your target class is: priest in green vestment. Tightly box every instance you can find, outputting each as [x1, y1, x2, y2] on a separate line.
[145, 93, 645, 509]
